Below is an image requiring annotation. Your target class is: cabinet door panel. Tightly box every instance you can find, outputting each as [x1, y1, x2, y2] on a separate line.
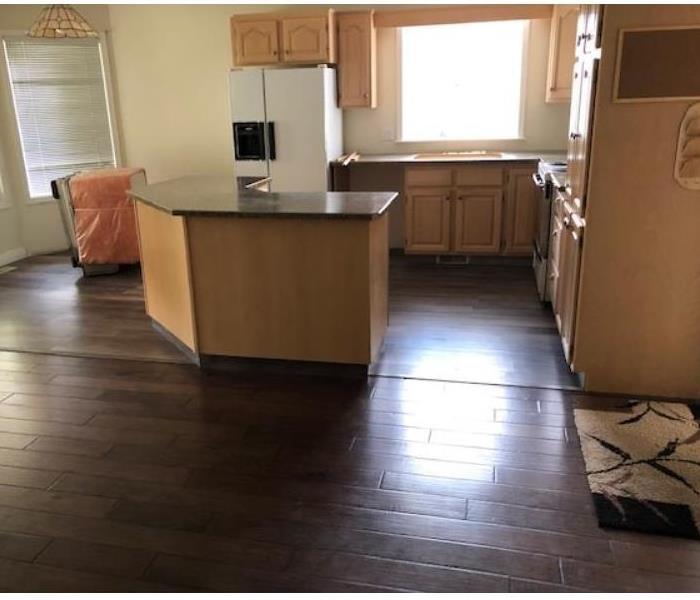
[404, 187, 451, 253]
[503, 169, 538, 255]
[545, 4, 580, 102]
[281, 16, 329, 63]
[554, 222, 582, 364]
[232, 19, 279, 66]
[453, 188, 502, 254]
[337, 11, 375, 108]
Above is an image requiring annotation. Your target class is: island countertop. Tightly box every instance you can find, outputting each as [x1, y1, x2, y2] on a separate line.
[129, 175, 397, 219]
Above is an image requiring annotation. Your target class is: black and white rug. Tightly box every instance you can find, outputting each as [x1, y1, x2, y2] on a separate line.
[574, 399, 700, 539]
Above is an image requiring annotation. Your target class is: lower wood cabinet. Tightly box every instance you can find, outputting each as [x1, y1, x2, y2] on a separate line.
[404, 187, 451, 252]
[404, 165, 537, 256]
[454, 188, 503, 253]
[503, 168, 539, 255]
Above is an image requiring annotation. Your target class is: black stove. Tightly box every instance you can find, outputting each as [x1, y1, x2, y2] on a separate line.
[533, 159, 567, 303]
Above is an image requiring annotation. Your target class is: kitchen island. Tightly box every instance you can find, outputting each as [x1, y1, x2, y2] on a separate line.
[129, 176, 397, 374]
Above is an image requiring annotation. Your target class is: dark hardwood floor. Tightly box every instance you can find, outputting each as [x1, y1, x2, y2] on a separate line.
[0, 350, 696, 591]
[0, 253, 693, 591]
[372, 255, 577, 388]
[0, 253, 576, 389]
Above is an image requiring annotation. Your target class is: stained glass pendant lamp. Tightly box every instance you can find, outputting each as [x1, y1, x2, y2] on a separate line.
[27, 4, 98, 38]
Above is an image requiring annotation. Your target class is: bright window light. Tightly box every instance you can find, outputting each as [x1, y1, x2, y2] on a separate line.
[399, 20, 528, 142]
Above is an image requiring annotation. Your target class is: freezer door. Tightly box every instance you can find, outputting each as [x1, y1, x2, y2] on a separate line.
[229, 69, 268, 178]
[263, 67, 339, 192]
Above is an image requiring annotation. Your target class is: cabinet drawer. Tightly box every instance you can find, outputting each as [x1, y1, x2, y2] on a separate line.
[454, 167, 503, 187]
[405, 168, 452, 187]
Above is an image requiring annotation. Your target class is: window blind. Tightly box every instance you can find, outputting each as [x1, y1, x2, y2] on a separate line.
[3, 37, 116, 198]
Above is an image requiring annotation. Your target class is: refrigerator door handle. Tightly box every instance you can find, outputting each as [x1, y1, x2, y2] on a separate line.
[266, 122, 276, 161]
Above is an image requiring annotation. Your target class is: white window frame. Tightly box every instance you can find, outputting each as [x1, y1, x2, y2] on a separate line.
[396, 21, 530, 144]
[0, 30, 122, 205]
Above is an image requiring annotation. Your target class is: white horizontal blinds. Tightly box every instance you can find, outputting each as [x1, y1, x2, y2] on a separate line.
[3, 37, 115, 198]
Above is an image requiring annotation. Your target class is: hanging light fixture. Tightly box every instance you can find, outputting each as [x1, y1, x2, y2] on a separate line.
[27, 4, 98, 39]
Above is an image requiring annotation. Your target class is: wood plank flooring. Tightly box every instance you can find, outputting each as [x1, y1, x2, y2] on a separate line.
[0, 254, 576, 389]
[0, 253, 692, 592]
[0, 351, 695, 591]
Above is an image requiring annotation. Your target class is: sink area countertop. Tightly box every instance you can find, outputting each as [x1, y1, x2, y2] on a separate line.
[339, 151, 567, 165]
[129, 175, 398, 219]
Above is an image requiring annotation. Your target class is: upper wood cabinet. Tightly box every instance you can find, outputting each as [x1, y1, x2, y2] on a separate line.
[545, 4, 580, 103]
[503, 168, 538, 255]
[281, 14, 335, 63]
[454, 188, 503, 254]
[230, 11, 336, 67]
[337, 11, 377, 109]
[231, 18, 279, 66]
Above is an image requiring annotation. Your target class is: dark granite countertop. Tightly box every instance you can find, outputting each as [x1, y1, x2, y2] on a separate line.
[129, 176, 397, 219]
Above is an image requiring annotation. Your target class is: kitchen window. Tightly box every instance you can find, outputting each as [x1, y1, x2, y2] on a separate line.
[2, 36, 117, 200]
[398, 20, 528, 142]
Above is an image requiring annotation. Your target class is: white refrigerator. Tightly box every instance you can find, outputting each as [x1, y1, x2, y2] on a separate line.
[229, 66, 342, 192]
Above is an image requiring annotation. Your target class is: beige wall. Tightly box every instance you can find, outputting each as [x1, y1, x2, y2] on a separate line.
[108, 5, 569, 184]
[108, 4, 283, 183]
[575, 5, 700, 399]
[0, 5, 111, 259]
[344, 18, 570, 154]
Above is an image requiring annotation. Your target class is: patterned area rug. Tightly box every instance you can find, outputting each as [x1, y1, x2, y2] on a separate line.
[575, 399, 700, 539]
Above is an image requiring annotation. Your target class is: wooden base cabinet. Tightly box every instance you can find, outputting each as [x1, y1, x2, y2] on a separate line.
[405, 187, 451, 253]
[454, 188, 503, 253]
[503, 168, 539, 255]
[404, 165, 536, 256]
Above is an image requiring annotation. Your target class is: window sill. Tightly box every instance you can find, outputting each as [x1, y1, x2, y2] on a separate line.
[394, 136, 526, 144]
[26, 195, 55, 206]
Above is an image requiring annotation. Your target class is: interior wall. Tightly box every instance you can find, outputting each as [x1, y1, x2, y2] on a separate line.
[575, 4, 700, 399]
[0, 5, 111, 258]
[108, 4, 282, 183]
[108, 5, 569, 185]
[343, 18, 570, 154]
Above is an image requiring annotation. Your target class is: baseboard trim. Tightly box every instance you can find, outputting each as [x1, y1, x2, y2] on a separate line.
[0, 247, 27, 268]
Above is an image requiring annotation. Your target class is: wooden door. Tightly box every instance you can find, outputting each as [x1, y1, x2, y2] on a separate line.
[404, 187, 451, 253]
[503, 168, 538, 255]
[548, 212, 564, 307]
[567, 56, 598, 212]
[554, 206, 584, 364]
[453, 188, 502, 254]
[337, 11, 376, 108]
[231, 18, 279, 66]
[281, 15, 331, 63]
[545, 4, 580, 102]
